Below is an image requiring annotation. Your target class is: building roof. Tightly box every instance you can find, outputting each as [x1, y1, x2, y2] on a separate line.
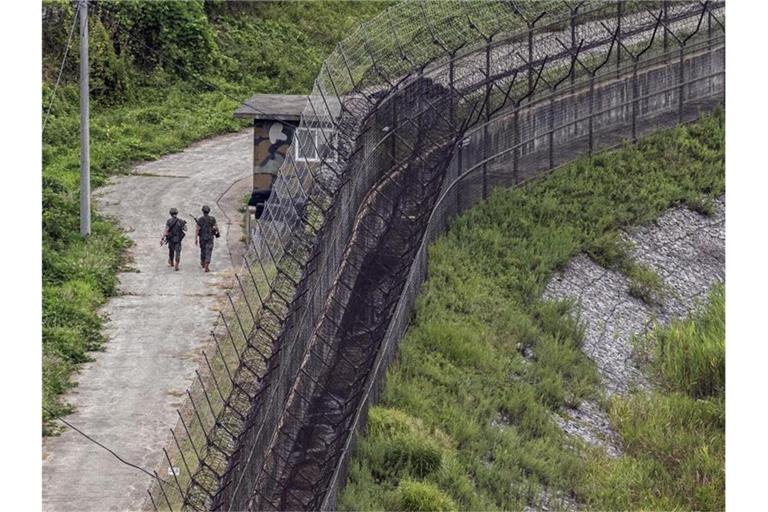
[234, 93, 341, 122]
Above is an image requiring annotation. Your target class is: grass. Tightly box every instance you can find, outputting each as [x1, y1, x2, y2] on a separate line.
[583, 284, 725, 511]
[41, 1, 390, 434]
[586, 231, 667, 306]
[338, 109, 724, 510]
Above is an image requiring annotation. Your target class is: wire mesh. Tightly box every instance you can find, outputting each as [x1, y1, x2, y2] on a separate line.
[146, 2, 725, 511]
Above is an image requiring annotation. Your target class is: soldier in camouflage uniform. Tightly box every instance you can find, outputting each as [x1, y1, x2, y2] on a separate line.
[161, 207, 187, 271]
[195, 205, 220, 272]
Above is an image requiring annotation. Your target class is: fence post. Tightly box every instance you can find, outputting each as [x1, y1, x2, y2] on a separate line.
[548, 97, 555, 169]
[678, 46, 685, 123]
[391, 92, 398, 171]
[482, 39, 491, 199]
[528, 21, 534, 93]
[663, 0, 669, 51]
[513, 105, 520, 183]
[632, 60, 639, 141]
[616, 1, 623, 77]
[570, 5, 577, 86]
[449, 53, 460, 215]
[588, 74, 595, 154]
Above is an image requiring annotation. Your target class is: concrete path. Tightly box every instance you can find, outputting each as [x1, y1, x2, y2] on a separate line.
[42, 129, 253, 511]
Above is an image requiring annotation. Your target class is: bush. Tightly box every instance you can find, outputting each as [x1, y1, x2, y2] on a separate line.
[364, 408, 446, 481]
[585, 231, 633, 270]
[395, 480, 457, 512]
[627, 263, 665, 306]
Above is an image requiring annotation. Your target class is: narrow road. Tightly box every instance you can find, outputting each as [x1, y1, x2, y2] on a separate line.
[42, 129, 253, 511]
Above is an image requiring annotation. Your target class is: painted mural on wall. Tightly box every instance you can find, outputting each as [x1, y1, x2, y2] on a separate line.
[254, 120, 294, 174]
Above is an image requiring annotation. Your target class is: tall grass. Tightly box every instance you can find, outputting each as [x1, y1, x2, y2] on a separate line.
[584, 284, 725, 511]
[339, 110, 724, 510]
[653, 285, 725, 397]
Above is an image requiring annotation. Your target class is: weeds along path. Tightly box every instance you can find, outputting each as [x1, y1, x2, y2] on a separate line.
[42, 130, 252, 512]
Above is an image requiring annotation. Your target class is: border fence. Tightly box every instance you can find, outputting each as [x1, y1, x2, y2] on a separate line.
[147, 2, 724, 510]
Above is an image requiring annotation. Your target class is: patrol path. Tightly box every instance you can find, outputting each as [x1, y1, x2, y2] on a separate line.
[42, 129, 253, 511]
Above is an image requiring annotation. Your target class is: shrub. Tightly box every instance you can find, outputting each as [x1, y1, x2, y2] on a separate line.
[585, 231, 633, 270]
[627, 263, 665, 306]
[395, 480, 457, 512]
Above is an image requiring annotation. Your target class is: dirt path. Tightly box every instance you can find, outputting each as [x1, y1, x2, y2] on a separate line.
[42, 129, 253, 511]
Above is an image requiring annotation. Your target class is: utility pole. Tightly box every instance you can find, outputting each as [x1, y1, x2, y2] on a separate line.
[79, 0, 90, 236]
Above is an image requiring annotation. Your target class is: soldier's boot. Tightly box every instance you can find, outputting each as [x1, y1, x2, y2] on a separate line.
[168, 259, 174, 267]
[175, 260, 180, 271]
[201, 260, 205, 268]
[204, 262, 210, 273]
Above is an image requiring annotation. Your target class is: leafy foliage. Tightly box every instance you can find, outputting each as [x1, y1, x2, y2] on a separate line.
[339, 110, 724, 510]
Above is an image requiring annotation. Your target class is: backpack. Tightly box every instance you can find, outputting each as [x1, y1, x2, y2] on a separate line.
[168, 218, 186, 243]
[197, 215, 217, 241]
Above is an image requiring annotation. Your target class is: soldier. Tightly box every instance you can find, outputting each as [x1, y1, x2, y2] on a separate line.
[195, 205, 220, 272]
[161, 207, 187, 271]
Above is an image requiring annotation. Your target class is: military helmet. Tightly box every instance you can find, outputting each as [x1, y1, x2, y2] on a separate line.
[202, 205, 211, 214]
[169, 207, 178, 215]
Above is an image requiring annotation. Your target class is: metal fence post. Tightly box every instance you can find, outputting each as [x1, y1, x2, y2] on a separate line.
[482, 39, 491, 199]
[632, 60, 639, 141]
[570, 7, 577, 86]
[513, 105, 520, 183]
[616, 1, 623, 77]
[678, 46, 685, 123]
[663, 0, 669, 51]
[548, 97, 555, 169]
[588, 74, 595, 154]
[528, 21, 534, 93]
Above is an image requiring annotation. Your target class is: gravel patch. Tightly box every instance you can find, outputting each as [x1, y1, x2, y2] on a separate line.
[542, 197, 725, 457]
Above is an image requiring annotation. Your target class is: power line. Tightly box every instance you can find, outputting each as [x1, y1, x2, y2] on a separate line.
[42, 2, 81, 134]
[43, 406, 162, 482]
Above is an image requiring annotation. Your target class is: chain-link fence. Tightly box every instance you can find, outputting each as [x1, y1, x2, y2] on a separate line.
[147, 2, 724, 510]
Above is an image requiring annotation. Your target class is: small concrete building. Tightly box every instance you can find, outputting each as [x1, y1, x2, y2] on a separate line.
[234, 94, 306, 216]
[234, 94, 341, 219]
[234, 93, 342, 237]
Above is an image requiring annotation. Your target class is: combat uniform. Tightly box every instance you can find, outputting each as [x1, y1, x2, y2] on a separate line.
[196, 213, 218, 268]
[165, 216, 187, 268]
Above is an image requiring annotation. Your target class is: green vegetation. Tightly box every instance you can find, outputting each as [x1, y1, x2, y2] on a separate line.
[339, 109, 724, 510]
[41, 0, 390, 434]
[649, 285, 725, 398]
[583, 285, 725, 511]
[586, 231, 667, 306]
